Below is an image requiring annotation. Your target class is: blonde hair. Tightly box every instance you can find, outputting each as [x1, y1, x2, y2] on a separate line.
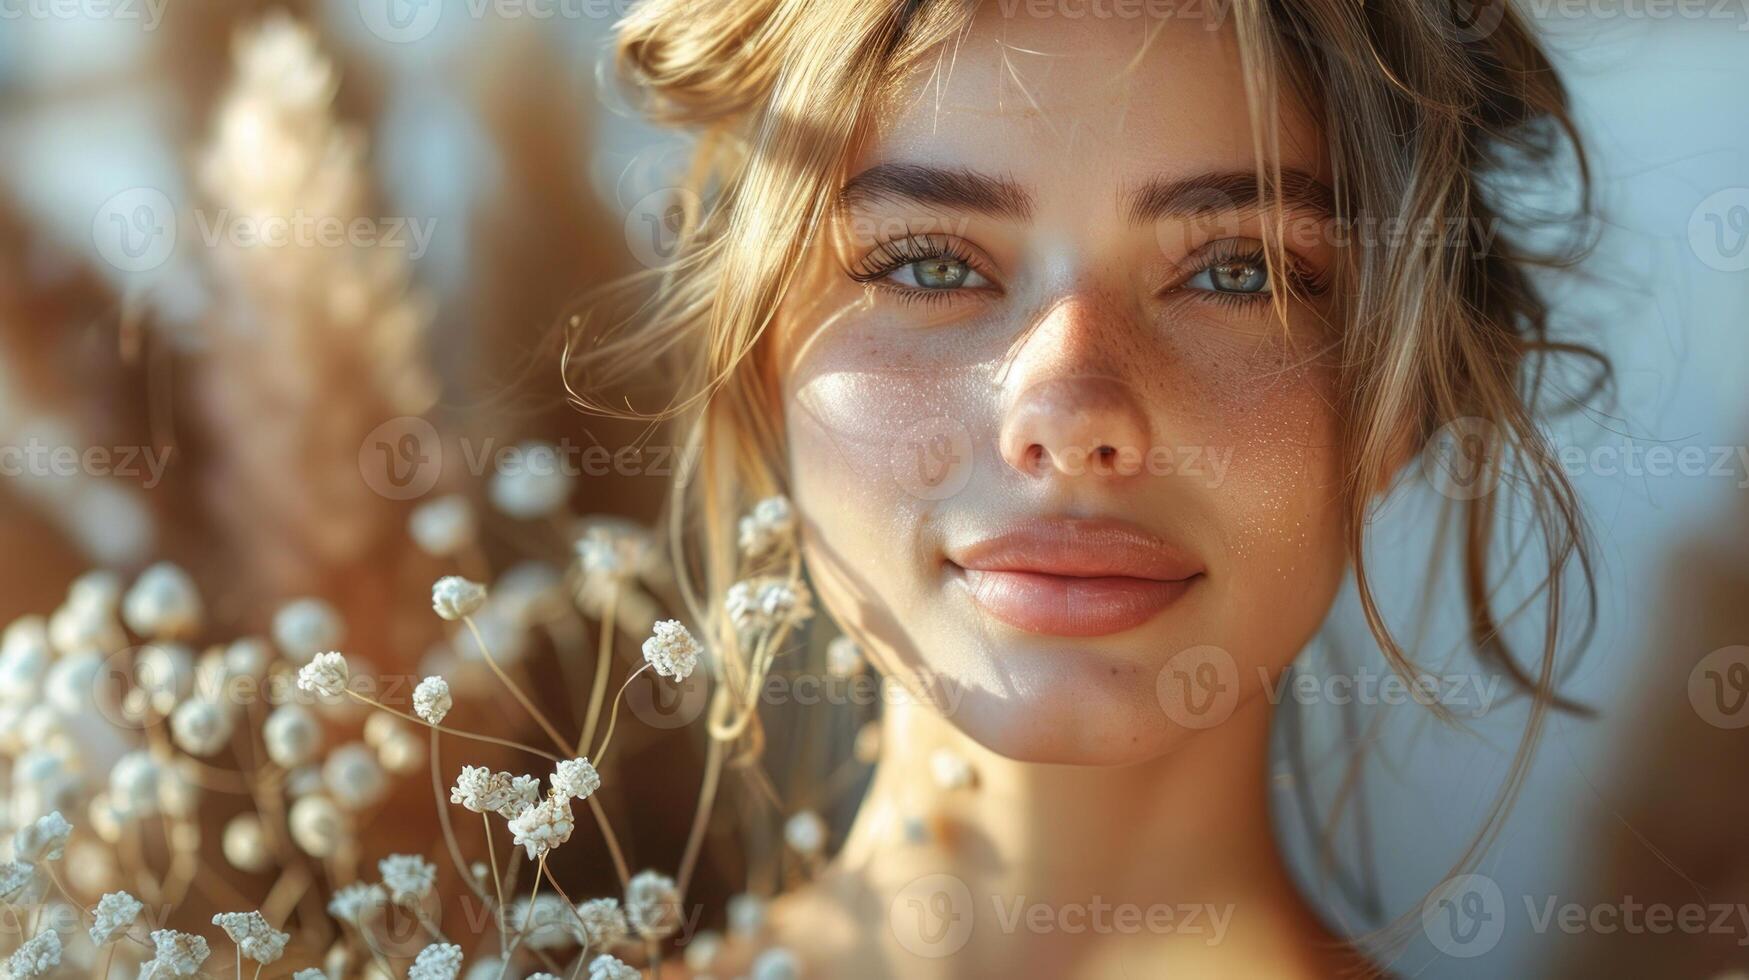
[566, 0, 1602, 946]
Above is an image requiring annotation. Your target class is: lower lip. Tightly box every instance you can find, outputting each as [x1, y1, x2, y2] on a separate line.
[954, 567, 1198, 637]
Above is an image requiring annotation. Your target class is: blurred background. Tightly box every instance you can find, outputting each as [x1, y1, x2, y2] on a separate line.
[0, 1, 1747, 977]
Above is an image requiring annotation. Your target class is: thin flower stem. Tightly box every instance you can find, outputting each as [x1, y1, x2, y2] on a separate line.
[483, 814, 509, 958]
[535, 863, 600, 952]
[252, 963, 263, 980]
[429, 729, 488, 906]
[676, 730, 725, 899]
[578, 584, 619, 755]
[585, 796, 632, 890]
[590, 663, 653, 763]
[463, 616, 572, 756]
[344, 690, 561, 762]
[235, 944, 242, 980]
[495, 855, 548, 980]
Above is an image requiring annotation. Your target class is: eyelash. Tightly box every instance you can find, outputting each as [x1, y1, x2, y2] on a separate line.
[845, 235, 1329, 310]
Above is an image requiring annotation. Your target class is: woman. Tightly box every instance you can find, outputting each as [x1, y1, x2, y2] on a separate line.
[571, 1, 1598, 976]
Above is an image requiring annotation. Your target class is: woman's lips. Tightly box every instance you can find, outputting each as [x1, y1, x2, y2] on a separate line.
[946, 518, 1204, 637]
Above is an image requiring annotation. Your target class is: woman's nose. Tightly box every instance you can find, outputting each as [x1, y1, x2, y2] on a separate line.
[998, 375, 1152, 478]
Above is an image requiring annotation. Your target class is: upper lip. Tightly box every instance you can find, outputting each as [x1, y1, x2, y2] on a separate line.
[946, 517, 1203, 582]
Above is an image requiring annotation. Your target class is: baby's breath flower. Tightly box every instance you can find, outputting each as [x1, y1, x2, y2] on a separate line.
[413, 675, 452, 725]
[213, 911, 290, 964]
[572, 520, 654, 582]
[47, 598, 124, 656]
[323, 742, 387, 811]
[502, 774, 540, 819]
[727, 893, 766, 938]
[0, 620, 50, 705]
[170, 698, 234, 757]
[263, 704, 322, 768]
[109, 751, 162, 818]
[272, 598, 343, 664]
[930, 748, 975, 791]
[575, 897, 628, 949]
[431, 576, 488, 621]
[751, 946, 802, 980]
[507, 795, 574, 860]
[5, 930, 61, 979]
[409, 494, 475, 557]
[409, 942, 464, 980]
[13, 811, 71, 862]
[289, 795, 346, 858]
[587, 955, 638, 980]
[641, 620, 700, 681]
[379, 853, 438, 905]
[90, 890, 143, 945]
[0, 861, 43, 904]
[509, 894, 578, 949]
[736, 495, 795, 559]
[783, 810, 826, 857]
[625, 870, 680, 940]
[292, 971, 327, 980]
[327, 882, 386, 922]
[683, 931, 722, 972]
[223, 814, 270, 873]
[826, 635, 864, 677]
[449, 766, 502, 814]
[296, 651, 349, 698]
[490, 442, 574, 519]
[724, 577, 814, 636]
[142, 929, 210, 979]
[122, 562, 204, 640]
[551, 758, 601, 801]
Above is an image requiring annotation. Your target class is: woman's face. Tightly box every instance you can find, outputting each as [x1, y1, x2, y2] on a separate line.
[777, 10, 1349, 765]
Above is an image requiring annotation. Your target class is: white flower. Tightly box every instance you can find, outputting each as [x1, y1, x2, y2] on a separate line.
[509, 894, 578, 949]
[737, 495, 796, 559]
[431, 576, 487, 621]
[272, 598, 343, 664]
[725, 577, 814, 635]
[213, 911, 290, 964]
[110, 751, 162, 817]
[587, 955, 638, 980]
[449, 766, 503, 814]
[573, 521, 654, 582]
[507, 795, 574, 861]
[413, 675, 453, 725]
[489, 441, 573, 519]
[296, 651, 349, 698]
[491, 563, 565, 625]
[292, 971, 327, 980]
[726, 892, 766, 938]
[0, 861, 44, 904]
[13, 811, 72, 861]
[43, 651, 101, 715]
[503, 774, 541, 818]
[641, 620, 700, 681]
[379, 853, 437, 905]
[122, 562, 203, 640]
[409, 494, 475, 556]
[327, 882, 386, 921]
[136, 643, 195, 714]
[5, 930, 60, 979]
[783, 810, 826, 856]
[930, 748, 975, 791]
[223, 814, 270, 873]
[288, 795, 345, 858]
[47, 599, 123, 656]
[551, 758, 600, 801]
[575, 897, 628, 949]
[624, 870, 680, 940]
[683, 931, 722, 972]
[750, 946, 801, 980]
[826, 635, 864, 677]
[323, 742, 386, 811]
[0, 617, 51, 705]
[91, 891, 143, 945]
[409, 942, 463, 980]
[142, 929, 210, 979]
[170, 698, 234, 756]
[263, 704, 322, 767]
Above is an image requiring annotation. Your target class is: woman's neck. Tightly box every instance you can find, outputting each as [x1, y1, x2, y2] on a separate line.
[823, 694, 1354, 977]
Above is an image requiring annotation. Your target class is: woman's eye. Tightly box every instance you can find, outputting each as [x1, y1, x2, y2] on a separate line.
[888, 257, 988, 291]
[1186, 259, 1271, 295]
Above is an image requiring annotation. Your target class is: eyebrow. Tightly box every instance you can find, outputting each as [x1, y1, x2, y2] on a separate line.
[836, 162, 1334, 223]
